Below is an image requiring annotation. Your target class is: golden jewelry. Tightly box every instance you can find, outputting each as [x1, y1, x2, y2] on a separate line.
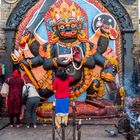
[101, 33, 110, 39]
[28, 38, 36, 47]
[58, 40, 79, 47]
[52, 58, 58, 68]
[27, 59, 32, 69]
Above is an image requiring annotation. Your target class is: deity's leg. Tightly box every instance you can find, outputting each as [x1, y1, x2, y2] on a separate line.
[86, 79, 105, 108]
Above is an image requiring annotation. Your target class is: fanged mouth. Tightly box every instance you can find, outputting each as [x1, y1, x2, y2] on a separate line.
[61, 31, 77, 36]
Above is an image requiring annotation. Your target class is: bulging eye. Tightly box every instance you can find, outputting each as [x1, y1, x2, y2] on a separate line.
[71, 23, 77, 28]
[59, 25, 65, 30]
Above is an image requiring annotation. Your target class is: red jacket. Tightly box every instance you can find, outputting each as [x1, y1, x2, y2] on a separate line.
[6, 72, 24, 114]
[52, 76, 74, 99]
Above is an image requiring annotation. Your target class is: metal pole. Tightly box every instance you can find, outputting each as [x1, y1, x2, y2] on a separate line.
[72, 101, 76, 140]
[52, 101, 55, 140]
[62, 117, 65, 140]
[77, 119, 82, 140]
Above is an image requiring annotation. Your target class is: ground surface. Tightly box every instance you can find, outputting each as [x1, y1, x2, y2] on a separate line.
[0, 117, 126, 140]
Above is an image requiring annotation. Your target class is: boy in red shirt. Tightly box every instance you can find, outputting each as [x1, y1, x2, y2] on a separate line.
[53, 67, 74, 128]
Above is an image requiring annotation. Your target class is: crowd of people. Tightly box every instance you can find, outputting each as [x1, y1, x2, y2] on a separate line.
[0, 69, 40, 128]
[0, 67, 73, 129]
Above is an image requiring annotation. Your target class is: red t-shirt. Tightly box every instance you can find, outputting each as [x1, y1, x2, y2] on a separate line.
[52, 76, 74, 99]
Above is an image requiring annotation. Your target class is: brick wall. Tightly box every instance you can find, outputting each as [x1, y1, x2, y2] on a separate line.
[0, 1, 18, 63]
[120, 0, 139, 47]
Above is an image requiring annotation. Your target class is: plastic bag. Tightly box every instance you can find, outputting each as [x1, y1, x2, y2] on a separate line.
[0, 83, 9, 97]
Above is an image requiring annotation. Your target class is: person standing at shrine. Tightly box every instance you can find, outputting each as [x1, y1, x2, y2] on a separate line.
[22, 76, 40, 129]
[6, 70, 24, 128]
[52, 67, 74, 128]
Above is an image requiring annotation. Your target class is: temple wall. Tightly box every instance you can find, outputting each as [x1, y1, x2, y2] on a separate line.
[0, 1, 18, 63]
[120, 1, 139, 46]
[0, 1, 139, 51]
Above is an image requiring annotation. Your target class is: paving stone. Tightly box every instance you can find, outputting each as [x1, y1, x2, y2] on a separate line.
[0, 117, 9, 130]
[0, 119, 126, 140]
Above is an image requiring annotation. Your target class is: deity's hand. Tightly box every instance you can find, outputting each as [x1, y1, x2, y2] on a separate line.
[19, 29, 30, 49]
[72, 46, 82, 62]
[11, 48, 24, 64]
[100, 62, 117, 82]
[20, 59, 31, 69]
[11, 48, 31, 69]
[56, 57, 71, 66]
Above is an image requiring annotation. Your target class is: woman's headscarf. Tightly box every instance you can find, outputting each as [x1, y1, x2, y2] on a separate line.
[12, 70, 20, 77]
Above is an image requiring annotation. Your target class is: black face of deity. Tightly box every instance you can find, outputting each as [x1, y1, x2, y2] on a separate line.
[56, 18, 78, 40]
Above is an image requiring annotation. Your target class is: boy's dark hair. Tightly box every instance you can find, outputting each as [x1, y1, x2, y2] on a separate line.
[56, 67, 68, 81]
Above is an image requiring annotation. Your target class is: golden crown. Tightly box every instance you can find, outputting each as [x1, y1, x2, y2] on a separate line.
[50, 0, 81, 21]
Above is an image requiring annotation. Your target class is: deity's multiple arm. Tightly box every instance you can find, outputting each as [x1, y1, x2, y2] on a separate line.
[42, 45, 70, 70]
[82, 43, 96, 69]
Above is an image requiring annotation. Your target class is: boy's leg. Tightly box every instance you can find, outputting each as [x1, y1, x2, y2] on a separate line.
[64, 115, 68, 126]
[55, 115, 61, 128]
